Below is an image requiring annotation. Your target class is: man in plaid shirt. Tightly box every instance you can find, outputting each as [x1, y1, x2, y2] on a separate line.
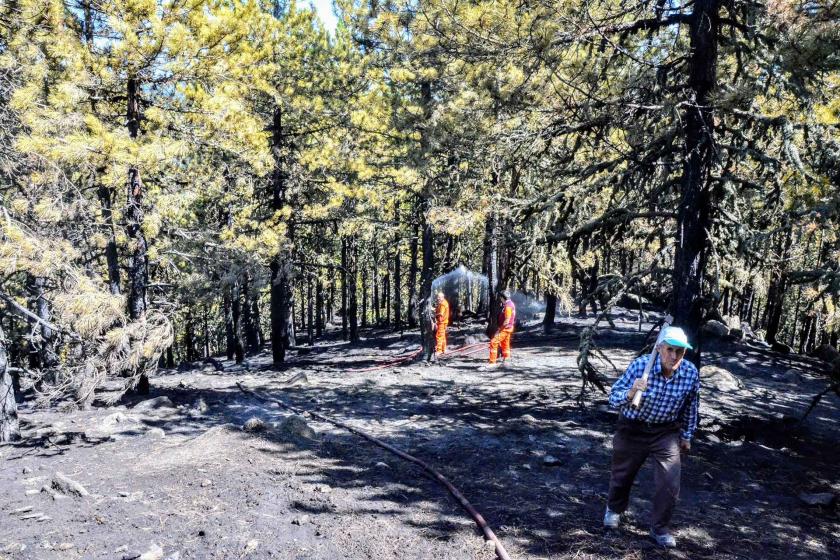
[603, 326, 700, 549]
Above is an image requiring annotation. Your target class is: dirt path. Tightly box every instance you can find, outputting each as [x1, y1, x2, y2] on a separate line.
[1, 312, 838, 559]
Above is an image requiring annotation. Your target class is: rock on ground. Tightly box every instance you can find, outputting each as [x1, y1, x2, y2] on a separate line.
[702, 320, 729, 338]
[277, 415, 316, 440]
[700, 365, 742, 392]
[50, 472, 89, 498]
[243, 417, 266, 432]
[133, 396, 176, 411]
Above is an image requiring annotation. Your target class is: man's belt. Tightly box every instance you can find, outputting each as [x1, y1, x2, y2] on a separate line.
[618, 415, 680, 433]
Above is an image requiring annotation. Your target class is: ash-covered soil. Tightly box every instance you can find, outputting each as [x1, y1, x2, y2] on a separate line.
[1, 310, 838, 559]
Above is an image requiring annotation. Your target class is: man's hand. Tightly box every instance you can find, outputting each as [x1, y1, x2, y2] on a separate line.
[627, 377, 648, 400]
[679, 439, 691, 453]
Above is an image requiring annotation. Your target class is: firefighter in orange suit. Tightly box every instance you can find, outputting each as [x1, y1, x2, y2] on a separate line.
[435, 292, 450, 354]
[489, 291, 515, 365]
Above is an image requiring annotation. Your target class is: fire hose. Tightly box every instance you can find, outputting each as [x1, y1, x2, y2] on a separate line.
[237, 382, 513, 560]
[347, 340, 487, 373]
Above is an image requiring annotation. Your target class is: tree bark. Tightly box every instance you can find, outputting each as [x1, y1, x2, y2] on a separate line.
[543, 292, 557, 333]
[373, 244, 380, 326]
[670, 0, 720, 367]
[97, 184, 121, 295]
[0, 325, 20, 442]
[224, 288, 235, 360]
[232, 281, 245, 363]
[315, 278, 324, 338]
[765, 230, 793, 344]
[348, 236, 359, 343]
[394, 206, 402, 331]
[242, 272, 260, 352]
[341, 237, 348, 340]
[269, 106, 295, 365]
[419, 201, 435, 361]
[408, 222, 419, 328]
[307, 275, 314, 345]
[361, 264, 369, 328]
[126, 76, 147, 322]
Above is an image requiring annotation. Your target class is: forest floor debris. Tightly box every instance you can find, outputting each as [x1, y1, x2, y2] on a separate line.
[1, 311, 838, 559]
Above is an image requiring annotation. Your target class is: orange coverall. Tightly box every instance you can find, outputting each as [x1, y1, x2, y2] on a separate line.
[435, 298, 450, 354]
[489, 300, 516, 363]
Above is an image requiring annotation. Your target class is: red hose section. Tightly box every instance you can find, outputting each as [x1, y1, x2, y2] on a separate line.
[347, 348, 422, 372]
[237, 382, 513, 560]
[346, 340, 486, 373]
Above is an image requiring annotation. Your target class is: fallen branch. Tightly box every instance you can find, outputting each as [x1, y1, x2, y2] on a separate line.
[237, 382, 513, 560]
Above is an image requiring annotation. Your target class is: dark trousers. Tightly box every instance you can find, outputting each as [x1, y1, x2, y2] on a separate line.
[607, 417, 682, 534]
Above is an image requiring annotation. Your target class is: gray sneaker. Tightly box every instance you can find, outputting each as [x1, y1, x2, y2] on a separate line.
[650, 530, 676, 548]
[603, 508, 621, 529]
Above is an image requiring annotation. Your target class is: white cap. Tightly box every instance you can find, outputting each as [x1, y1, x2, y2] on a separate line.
[660, 326, 693, 350]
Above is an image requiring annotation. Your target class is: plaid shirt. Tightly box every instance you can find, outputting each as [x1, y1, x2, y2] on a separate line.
[608, 354, 700, 441]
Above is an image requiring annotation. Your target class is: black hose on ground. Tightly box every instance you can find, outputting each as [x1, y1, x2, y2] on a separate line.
[237, 381, 513, 560]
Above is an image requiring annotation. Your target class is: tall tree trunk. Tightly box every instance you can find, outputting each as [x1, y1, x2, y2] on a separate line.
[125, 76, 149, 393]
[97, 184, 121, 295]
[765, 230, 793, 345]
[224, 288, 235, 360]
[670, 0, 720, 367]
[394, 206, 402, 331]
[543, 292, 557, 333]
[185, 315, 196, 362]
[0, 326, 20, 442]
[269, 106, 295, 365]
[484, 210, 499, 311]
[316, 279, 324, 338]
[407, 222, 419, 328]
[341, 237, 348, 340]
[126, 76, 147, 322]
[29, 276, 56, 371]
[361, 265, 369, 327]
[232, 281, 245, 363]
[242, 272, 260, 352]
[307, 276, 314, 346]
[384, 264, 391, 327]
[348, 236, 359, 343]
[419, 201, 435, 361]
[203, 305, 210, 358]
[373, 244, 380, 326]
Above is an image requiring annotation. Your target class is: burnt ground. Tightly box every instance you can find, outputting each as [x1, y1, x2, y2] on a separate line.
[1, 309, 838, 559]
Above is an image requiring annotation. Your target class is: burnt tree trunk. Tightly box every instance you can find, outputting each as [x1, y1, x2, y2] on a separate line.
[373, 245, 380, 326]
[543, 292, 557, 333]
[203, 306, 210, 358]
[315, 279, 324, 338]
[185, 316, 197, 362]
[242, 272, 260, 352]
[126, 77, 147, 322]
[307, 275, 314, 346]
[419, 201, 436, 361]
[348, 236, 359, 343]
[29, 276, 57, 371]
[394, 207, 402, 331]
[97, 184, 121, 295]
[361, 264, 369, 328]
[0, 326, 20, 442]
[341, 237, 348, 340]
[125, 76, 149, 394]
[670, 0, 720, 367]
[224, 288, 235, 360]
[384, 262, 391, 327]
[407, 222, 419, 328]
[232, 281, 245, 363]
[765, 230, 793, 345]
[269, 106, 295, 365]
